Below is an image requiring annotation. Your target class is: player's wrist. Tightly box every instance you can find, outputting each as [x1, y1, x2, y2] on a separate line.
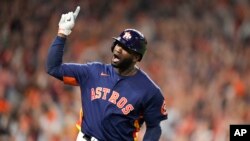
[58, 28, 71, 36]
[57, 32, 67, 38]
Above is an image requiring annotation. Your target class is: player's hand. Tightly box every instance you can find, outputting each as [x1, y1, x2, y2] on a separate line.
[58, 6, 80, 36]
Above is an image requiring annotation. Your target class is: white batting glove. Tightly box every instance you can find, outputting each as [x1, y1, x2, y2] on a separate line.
[58, 6, 80, 36]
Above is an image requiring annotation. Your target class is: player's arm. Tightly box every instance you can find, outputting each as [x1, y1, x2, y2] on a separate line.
[142, 89, 168, 141]
[46, 6, 82, 84]
[46, 35, 66, 80]
[143, 124, 161, 141]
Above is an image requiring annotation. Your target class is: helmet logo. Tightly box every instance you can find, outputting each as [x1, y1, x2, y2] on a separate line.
[123, 32, 132, 40]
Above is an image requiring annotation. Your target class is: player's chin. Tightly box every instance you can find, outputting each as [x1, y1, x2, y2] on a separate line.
[111, 59, 127, 69]
[111, 60, 120, 68]
[111, 58, 133, 69]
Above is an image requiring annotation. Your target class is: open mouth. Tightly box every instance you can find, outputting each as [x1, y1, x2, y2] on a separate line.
[112, 54, 121, 63]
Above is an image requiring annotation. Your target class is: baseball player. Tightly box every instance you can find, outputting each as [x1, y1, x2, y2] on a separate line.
[46, 6, 168, 141]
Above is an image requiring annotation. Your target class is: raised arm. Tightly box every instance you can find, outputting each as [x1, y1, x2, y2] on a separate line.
[46, 35, 66, 80]
[46, 6, 80, 80]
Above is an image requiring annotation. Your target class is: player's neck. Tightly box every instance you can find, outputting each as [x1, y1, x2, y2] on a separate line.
[115, 65, 138, 76]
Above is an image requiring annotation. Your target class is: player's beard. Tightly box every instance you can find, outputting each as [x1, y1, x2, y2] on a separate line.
[111, 56, 134, 70]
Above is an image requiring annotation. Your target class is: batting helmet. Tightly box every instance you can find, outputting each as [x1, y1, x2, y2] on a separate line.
[111, 29, 147, 61]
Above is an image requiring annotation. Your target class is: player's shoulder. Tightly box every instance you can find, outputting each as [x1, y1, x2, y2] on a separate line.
[85, 61, 110, 72]
[85, 61, 107, 68]
[138, 69, 161, 91]
[137, 70, 164, 103]
[86, 61, 104, 65]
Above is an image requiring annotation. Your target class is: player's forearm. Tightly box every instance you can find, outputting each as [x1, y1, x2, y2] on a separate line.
[46, 36, 66, 80]
[143, 125, 161, 141]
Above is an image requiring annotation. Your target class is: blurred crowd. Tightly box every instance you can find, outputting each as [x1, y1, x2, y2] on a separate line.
[0, 0, 250, 141]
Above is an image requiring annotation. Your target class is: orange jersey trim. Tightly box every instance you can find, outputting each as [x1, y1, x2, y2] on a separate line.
[63, 76, 78, 86]
[76, 108, 83, 131]
[133, 119, 140, 141]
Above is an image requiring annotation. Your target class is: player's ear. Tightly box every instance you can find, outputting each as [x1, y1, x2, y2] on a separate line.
[133, 53, 141, 62]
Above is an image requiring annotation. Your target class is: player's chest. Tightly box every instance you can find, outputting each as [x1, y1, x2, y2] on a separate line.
[89, 78, 143, 101]
[86, 77, 144, 115]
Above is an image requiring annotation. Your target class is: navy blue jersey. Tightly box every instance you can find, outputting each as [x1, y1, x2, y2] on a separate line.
[47, 36, 168, 141]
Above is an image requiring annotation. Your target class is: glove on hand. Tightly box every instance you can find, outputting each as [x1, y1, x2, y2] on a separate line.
[58, 6, 80, 36]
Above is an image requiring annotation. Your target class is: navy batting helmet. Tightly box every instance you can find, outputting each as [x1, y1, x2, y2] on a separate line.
[111, 29, 147, 61]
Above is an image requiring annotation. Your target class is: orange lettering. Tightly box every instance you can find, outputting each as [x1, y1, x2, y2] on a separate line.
[117, 97, 127, 108]
[91, 88, 95, 100]
[122, 104, 134, 115]
[108, 91, 119, 104]
[95, 87, 102, 99]
[102, 88, 110, 100]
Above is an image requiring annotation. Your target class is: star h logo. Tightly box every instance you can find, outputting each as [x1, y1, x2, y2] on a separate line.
[123, 32, 132, 40]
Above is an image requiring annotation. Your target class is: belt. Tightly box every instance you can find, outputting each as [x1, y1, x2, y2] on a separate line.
[81, 132, 99, 141]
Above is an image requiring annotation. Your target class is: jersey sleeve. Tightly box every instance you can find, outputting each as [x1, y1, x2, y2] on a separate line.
[62, 62, 104, 85]
[143, 89, 168, 127]
[46, 36, 89, 86]
[61, 63, 89, 85]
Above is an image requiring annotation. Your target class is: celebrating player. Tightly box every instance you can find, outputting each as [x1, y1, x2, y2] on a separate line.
[46, 6, 168, 141]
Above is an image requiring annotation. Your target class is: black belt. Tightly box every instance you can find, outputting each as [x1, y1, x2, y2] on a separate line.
[82, 132, 98, 141]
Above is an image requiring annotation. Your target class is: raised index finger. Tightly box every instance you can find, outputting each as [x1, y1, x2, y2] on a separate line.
[73, 6, 80, 19]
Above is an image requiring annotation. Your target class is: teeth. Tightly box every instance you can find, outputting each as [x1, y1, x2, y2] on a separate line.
[113, 55, 120, 62]
[113, 58, 119, 62]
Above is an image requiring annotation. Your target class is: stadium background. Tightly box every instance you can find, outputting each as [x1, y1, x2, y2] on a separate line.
[0, 0, 250, 141]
